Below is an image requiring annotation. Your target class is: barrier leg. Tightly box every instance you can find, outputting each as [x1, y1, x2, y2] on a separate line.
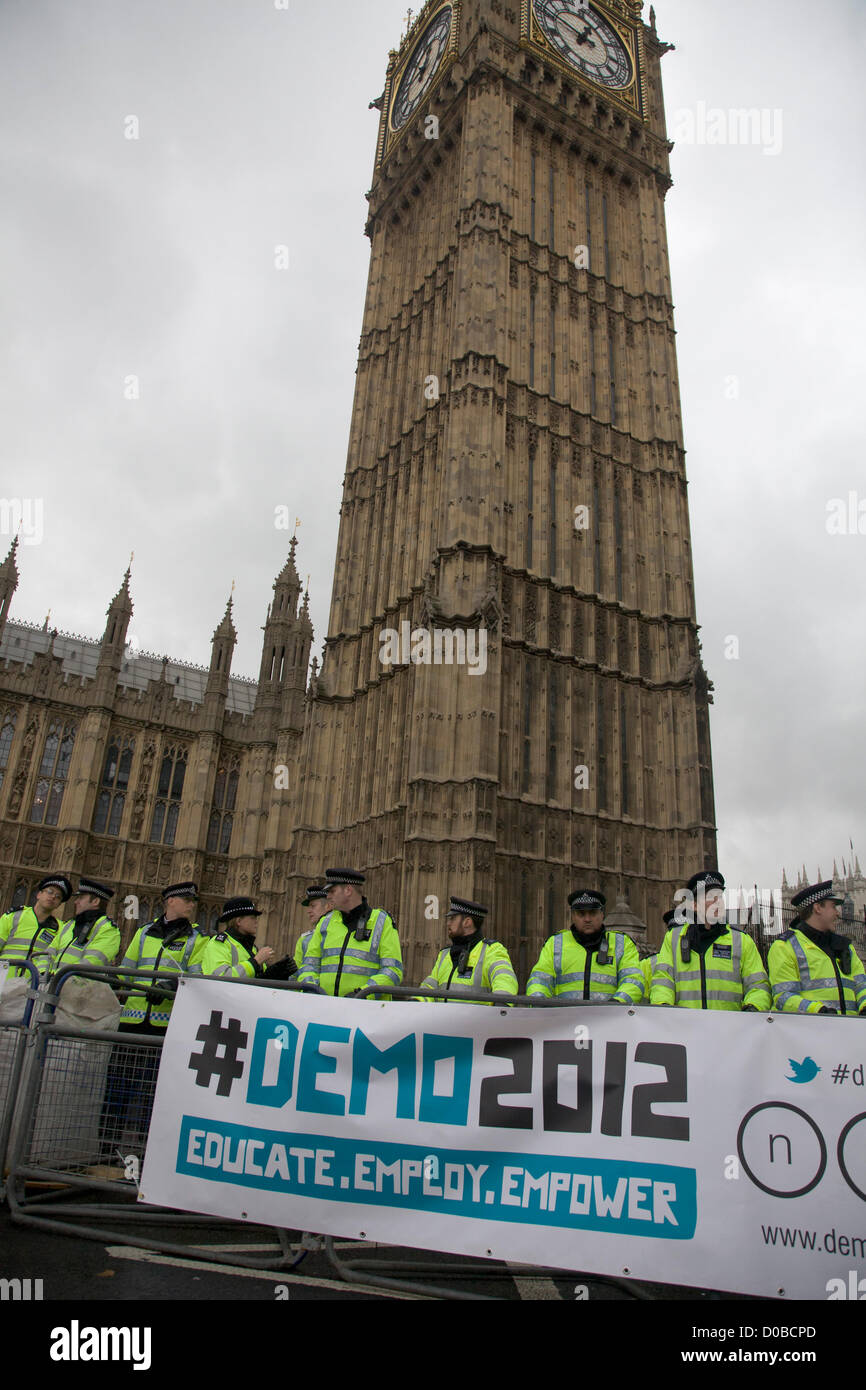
[323, 1235, 496, 1301]
[7, 1024, 307, 1271]
[321, 1236, 654, 1301]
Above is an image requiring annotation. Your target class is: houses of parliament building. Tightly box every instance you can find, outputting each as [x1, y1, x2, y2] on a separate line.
[0, 1, 720, 984]
[0, 537, 315, 952]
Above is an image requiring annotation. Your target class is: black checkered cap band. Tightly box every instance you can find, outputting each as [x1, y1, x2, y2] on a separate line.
[324, 868, 365, 888]
[219, 897, 262, 923]
[37, 875, 73, 901]
[686, 871, 725, 894]
[162, 881, 199, 901]
[791, 881, 844, 911]
[568, 890, 606, 910]
[77, 878, 114, 901]
[302, 886, 328, 904]
[448, 897, 488, 920]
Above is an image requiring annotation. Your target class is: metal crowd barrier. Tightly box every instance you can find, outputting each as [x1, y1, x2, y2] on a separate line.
[5, 965, 326, 1272]
[0, 959, 41, 1198]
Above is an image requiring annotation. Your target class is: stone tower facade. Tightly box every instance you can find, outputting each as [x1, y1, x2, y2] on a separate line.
[288, 0, 717, 982]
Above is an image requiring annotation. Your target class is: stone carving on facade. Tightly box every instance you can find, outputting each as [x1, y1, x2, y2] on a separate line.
[33, 655, 51, 697]
[129, 741, 156, 840]
[6, 715, 39, 819]
[525, 592, 538, 643]
[549, 594, 562, 651]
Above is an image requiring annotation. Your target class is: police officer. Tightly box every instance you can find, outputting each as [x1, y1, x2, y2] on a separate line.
[100, 881, 208, 1170]
[294, 885, 328, 968]
[651, 870, 771, 1011]
[117, 881, 208, 1032]
[0, 874, 72, 977]
[768, 880, 866, 1017]
[418, 896, 518, 1002]
[640, 909, 675, 1000]
[202, 896, 278, 981]
[296, 868, 402, 997]
[51, 877, 120, 975]
[527, 889, 644, 1003]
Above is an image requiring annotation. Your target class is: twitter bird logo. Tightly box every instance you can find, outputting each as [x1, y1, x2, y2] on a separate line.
[787, 1057, 820, 1084]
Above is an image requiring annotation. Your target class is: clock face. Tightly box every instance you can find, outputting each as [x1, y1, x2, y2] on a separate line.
[531, 1, 632, 90]
[391, 6, 453, 132]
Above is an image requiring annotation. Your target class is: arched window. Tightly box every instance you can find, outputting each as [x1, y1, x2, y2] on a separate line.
[93, 735, 135, 836]
[30, 721, 77, 825]
[149, 745, 187, 846]
[206, 755, 239, 855]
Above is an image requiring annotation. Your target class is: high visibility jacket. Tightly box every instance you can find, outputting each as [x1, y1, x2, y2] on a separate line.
[296, 906, 402, 997]
[294, 929, 315, 969]
[527, 929, 644, 1004]
[639, 955, 656, 1001]
[768, 929, 866, 1017]
[118, 919, 208, 1028]
[201, 930, 262, 982]
[0, 907, 62, 978]
[651, 925, 771, 1011]
[419, 938, 518, 1003]
[51, 913, 120, 974]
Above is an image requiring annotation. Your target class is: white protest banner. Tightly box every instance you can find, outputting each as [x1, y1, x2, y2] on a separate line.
[141, 979, 866, 1299]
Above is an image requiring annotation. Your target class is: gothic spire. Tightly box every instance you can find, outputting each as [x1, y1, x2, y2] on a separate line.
[0, 536, 19, 640]
[208, 590, 237, 694]
[0, 536, 19, 583]
[107, 561, 134, 618]
[213, 592, 237, 642]
[98, 561, 134, 671]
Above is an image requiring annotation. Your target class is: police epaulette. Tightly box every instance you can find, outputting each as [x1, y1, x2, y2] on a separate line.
[780, 929, 795, 942]
[215, 933, 226, 942]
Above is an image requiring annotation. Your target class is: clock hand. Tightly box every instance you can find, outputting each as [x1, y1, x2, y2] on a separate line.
[559, 15, 594, 47]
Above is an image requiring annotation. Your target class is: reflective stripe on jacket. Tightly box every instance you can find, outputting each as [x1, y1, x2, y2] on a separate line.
[527, 930, 644, 1003]
[0, 907, 61, 978]
[294, 929, 315, 969]
[51, 915, 121, 974]
[768, 930, 866, 1016]
[651, 925, 771, 1011]
[296, 907, 402, 997]
[201, 932, 260, 982]
[419, 939, 518, 1003]
[638, 956, 655, 1000]
[119, 921, 208, 1027]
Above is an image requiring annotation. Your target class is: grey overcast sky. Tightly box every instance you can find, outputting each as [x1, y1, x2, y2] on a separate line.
[1, 0, 864, 893]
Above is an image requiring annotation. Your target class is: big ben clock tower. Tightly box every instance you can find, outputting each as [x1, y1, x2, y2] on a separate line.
[289, 0, 717, 982]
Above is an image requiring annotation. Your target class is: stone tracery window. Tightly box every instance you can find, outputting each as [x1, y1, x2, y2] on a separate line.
[149, 744, 187, 846]
[30, 720, 76, 825]
[93, 736, 135, 836]
[206, 756, 239, 855]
